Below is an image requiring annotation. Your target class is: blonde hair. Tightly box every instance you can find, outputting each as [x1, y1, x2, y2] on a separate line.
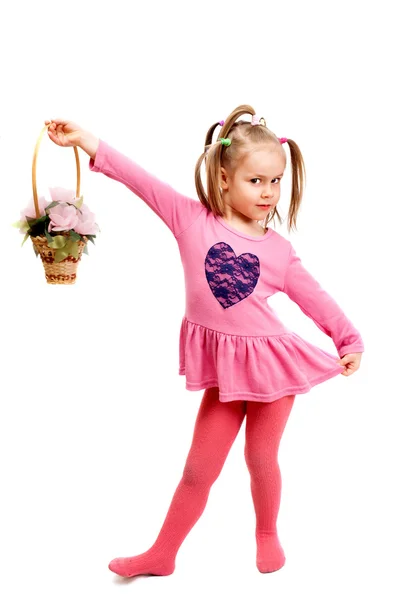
[194, 104, 306, 232]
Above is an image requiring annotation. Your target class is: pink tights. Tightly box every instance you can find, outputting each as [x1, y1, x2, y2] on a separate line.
[109, 387, 295, 576]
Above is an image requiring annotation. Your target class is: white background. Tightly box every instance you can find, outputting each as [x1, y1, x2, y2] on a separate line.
[0, 1, 398, 599]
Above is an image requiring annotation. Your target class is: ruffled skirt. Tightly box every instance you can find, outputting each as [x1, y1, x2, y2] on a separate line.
[179, 317, 344, 403]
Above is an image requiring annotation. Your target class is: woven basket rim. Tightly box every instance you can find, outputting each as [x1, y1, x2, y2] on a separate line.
[31, 233, 88, 242]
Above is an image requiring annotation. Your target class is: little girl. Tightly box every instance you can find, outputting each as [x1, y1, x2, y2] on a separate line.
[45, 104, 364, 576]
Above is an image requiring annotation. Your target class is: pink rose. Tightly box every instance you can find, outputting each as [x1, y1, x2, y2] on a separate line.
[49, 187, 77, 204]
[21, 194, 50, 220]
[74, 204, 99, 235]
[48, 203, 79, 232]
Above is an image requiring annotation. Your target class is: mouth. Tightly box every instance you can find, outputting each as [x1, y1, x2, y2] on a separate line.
[257, 204, 272, 210]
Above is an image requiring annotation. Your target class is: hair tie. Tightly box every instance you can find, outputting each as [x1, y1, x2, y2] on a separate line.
[219, 119, 225, 126]
[279, 137, 288, 144]
[251, 115, 266, 126]
[219, 137, 231, 146]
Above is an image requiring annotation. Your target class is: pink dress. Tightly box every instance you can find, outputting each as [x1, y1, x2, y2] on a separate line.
[89, 140, 364, 403]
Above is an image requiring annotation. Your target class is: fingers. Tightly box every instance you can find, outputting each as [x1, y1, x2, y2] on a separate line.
[56, 124, 66, 141]
[47, 129, 60, 145]
[341, 365, 358, 376]
[46, 123, 63, 146]
[44, 118, 68, 134]
[45, 118, 67, 125]
[45, 121, 58, 135]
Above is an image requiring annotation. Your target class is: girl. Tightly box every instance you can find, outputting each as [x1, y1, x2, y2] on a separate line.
[45, 104, 364, 576]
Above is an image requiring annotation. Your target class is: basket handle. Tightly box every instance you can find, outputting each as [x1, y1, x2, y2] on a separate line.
[32, 124, 81, 219]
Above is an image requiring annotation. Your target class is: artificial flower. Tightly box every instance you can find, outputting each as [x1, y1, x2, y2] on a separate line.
[49, 187, 77, 204]
[48, 203, 79, 232]
[74, 204, 99, 235]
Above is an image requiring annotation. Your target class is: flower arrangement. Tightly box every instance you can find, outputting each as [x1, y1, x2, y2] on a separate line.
[13, 185, 100, 284]
[14, 186, 99, 263]
[15, 124, 100, 284]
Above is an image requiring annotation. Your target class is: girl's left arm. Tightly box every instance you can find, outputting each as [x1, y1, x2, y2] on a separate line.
[282, 243, 364, 362]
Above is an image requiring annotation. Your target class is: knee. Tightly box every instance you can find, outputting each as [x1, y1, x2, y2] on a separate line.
[181, 460, 221, 488]
[244, 444, 279, 471]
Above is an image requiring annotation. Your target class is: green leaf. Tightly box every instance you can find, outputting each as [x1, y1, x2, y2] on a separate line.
[45, 201, 59, 211]
[69, 230, 82, 242]
[26, 214, 47, 226]
[83, 244, 89, 255]
[21, 233, 30, 247]
[54, 248, 69, 263]
[44, 221, 53, 244]
[65, 239, 79, 259]
[86, 234, 96, 245]
[44, 230, 53, 245]
[48, 235, 67, 249]
[26, 214, 48, 237]
[74, 196, 84, 209]
[12, 220, 28, 230]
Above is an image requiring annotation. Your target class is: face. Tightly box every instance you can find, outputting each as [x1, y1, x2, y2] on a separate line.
[220, 144, 286, 223]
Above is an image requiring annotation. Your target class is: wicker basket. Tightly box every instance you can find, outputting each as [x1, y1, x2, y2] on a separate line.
[30, 124, 88, 285]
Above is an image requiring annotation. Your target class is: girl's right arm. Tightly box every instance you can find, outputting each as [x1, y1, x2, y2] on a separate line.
[45, 119, 204, 239]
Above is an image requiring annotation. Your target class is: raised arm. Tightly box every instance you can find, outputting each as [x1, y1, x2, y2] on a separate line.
[46, 120, 204, 238]
[88, 139, 204, 238]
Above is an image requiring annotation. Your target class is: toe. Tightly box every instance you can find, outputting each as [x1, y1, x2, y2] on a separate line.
[108, 558, 122, 573]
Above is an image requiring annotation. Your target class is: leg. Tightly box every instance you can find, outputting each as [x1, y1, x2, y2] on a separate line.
[109, 387, 246, 577]
[244, 394, 295, 573]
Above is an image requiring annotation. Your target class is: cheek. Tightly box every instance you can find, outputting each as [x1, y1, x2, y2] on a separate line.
[233, 183, 247, 197]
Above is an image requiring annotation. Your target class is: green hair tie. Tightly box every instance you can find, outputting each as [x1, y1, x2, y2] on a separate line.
[219, 137, 231, 147]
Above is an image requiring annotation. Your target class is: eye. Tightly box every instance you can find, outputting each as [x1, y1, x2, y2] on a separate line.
[250, 177, 281, 184]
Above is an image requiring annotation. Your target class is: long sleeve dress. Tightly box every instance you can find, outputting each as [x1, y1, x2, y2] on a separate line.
[89, 140, 364, 403]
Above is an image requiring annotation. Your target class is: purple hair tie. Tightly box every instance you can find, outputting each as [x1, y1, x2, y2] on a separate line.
[219, 119, 225, 126]
[279, 137, 288, 144]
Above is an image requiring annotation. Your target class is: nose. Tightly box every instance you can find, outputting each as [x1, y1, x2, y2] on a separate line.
[261, 185, 273, 199]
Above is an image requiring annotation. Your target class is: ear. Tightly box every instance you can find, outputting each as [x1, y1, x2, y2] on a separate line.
[220, 166, 229, 190]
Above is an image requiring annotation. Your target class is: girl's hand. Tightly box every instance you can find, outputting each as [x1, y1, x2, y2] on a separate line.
[44, 119, 99, 159]
[45, 118, 83, 147]
[336, 352, 362, 376]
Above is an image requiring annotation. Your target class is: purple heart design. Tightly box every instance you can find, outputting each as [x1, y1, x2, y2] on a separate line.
[205, 242, 260, 309]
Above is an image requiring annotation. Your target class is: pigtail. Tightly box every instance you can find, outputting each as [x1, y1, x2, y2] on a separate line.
[194, 150, 209, 208]
[204, 121, 221, 146]
[194, 120, 224, 212]
[285, 139, 306, 232]
[194, 119, 228, 214]
[206, 141, 225, 214]
[195, 105, 257, 214]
